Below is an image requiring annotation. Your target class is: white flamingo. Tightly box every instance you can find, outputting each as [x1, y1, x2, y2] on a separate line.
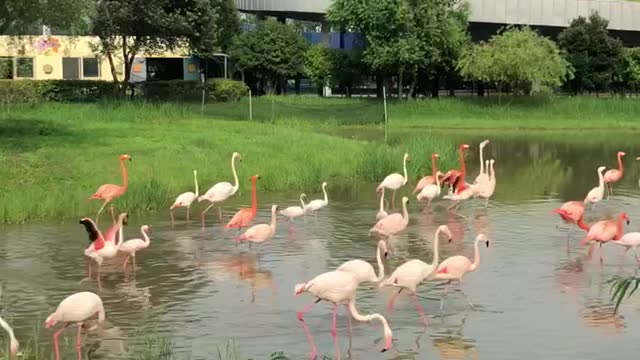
[236, 205, 278, 246]
[0, 316, 18, 357]
[615, 232, 640, 263]
[279, 194, 307, 231]
[170, 170, 199, 225]
[336, 240, 388, 285]
[199, 152, 241, 225]
[417, 171, 444, 208]
[376, 188, 389, 220]
[305, 182, 328, 219]
[476, 159, 496, 207]
[474, 140, 490, 186]
[584, 166, 606, 205]
[119, 225, 152, 271]
[377, 152, 410, 207]
[380, 225, 452, 327]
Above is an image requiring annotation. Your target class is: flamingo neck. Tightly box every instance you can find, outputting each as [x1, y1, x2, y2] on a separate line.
[0, 316, 16, 346]
[322, 184, 328, 203]
[459, 148, 467, 182]
[270, 207, 277, 231]
[479, 145, 485, 174]
[401, 200, 409, 223]
[577, 218, 590, 231]
[194, 172, 199, 198]
[402, 156, 408, 184]
[347, 298, 391, 349]
[617, 154, 624, 175]
[250, 178, 258, 211]
[231, 156, 239, 193]
[300, 194, 306, 209]
[115, 216, 126, 247]
[489, 161, 495, 183]
[469, 238, 482, 272]
[597, 168, 604, 189]
[430, 227, 442, 269]
[120, 159, 128, 190]
[141, 227, 150, 244]
[431, 155, 438, 178]
[379, 189, 385, 213]
[375, 241, 385, 282]
[617, 214, 626, 239]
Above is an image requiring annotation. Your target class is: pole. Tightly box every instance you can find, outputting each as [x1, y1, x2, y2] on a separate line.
[271, 98, 275, 121]
[383, 85, 388, 144]
[249, 89, 253, 121]
[200, 72, 205, 117]
[224, 56, 228, 79]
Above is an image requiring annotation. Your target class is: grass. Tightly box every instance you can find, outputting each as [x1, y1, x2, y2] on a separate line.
[0, 101, 457, 223]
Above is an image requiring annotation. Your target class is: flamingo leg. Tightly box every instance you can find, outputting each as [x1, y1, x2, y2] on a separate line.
[411, 292, 428, 328]
[485, 197, 489, 208]
[218, 206, 223, 220]
[457, 281, 475, 309]
[297, 299, 321, 360]
[132, 255, 137, 270]
[391, 190, 396, 209]
[170, 209, 175, 227]
[440, 282, 450, 310]
[387, 288, 402, 313]
[331, 304, 341, 360]
[123, 255, 130, 272]
[95, 201, 109, 226]
[53, 323, 70, 360]
[633, 248, 640, 263]
[76, 323, 83, 360]
[186, 206, 190, 222]
[201, 203, 216, 228]
[344, 304, 352, 337]
[427, 198, 432, 209]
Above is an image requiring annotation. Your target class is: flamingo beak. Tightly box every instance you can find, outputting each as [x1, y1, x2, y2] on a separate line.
[384, 251, 388, 259]
[486, 241, 490, 248]
[448, 237, 453, 243]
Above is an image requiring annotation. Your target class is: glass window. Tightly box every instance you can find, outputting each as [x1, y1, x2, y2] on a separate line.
[82, 58, 100, 78]
[16, 57, 33, 78]
[0, 57, 13, 79]
[63, 57, 80, 79]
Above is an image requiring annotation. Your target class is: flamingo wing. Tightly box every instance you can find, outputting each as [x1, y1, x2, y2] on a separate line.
[414, 175, 435, 193]
[172, 192, 197, 208]
[203, 182, 234, 201]
[379, 173, 404, 191]
[91, 184, 124, 201]
[226, 208, 255, 228]
[119, 239, 146, 253]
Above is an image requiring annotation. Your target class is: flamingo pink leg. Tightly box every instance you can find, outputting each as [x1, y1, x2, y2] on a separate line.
[297, 299, 321, 359]
[344, 304, 352, 336]
[387, 288, 402, 313]
[123, 255, 130, 272]
[411, 292, 428, 328]
[76, 324, 82, 360]
[331, 304, 341, 360]
[53, 323, 70, 360]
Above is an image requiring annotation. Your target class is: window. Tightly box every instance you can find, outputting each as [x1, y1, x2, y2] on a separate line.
[16, 57, 33, 78]
[0, 57, 13, 79]
[62, 57, 80, 79]
[82, 58, 100, 78]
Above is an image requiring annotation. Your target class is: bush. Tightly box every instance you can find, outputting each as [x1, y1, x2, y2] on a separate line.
[209, 78, 248, 102]
[0, 80, 39, 106]
[134, 80, 202, 101]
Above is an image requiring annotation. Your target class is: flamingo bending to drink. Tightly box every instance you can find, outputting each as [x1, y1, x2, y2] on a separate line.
[89, 154, 131, 226]
[226, 175, 260, 230]
[369, 196, 409, 239]
[170, 170, 199, 225]
[552, 201, 590, 232]
[305, 182, 328, 219]
[580, 212, 629, 263]
[236, 204, 278, 246]
[473, 140, 491, 186]
[199, 152, 241, 227]
[336, 240, 388, 285]
[0, 316, 18, 358]
[45, 292, 105, 360]
[417, 171, 444, 208]
[380, 225, 453, 327]
[119, 225, 152, 272]
[376, 188, 389, 220]
[413, 153, 441, 194]
[432, 234, 490, 309]
[295, 271, 393, 359]
[279, 194, 307, 231]
[603, 151, 625, 197]
[584, 166, 606, 205]
[377, 153, 410, 207]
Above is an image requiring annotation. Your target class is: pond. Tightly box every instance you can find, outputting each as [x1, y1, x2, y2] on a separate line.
[2, 130, 640, 359]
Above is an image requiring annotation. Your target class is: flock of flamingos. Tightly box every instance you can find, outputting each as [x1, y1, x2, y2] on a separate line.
[1, 140, 640, 360]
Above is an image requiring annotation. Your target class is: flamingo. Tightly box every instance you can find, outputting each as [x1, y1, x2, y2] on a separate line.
[336, 240, 388, 285]
[225, 175, 260, 231]
[584, 166, 606, 205]
[294, 271, 393, 359]
[443, 183, 479, 211]
[603, 151, 625, 197]
[476, 159, 496, 207]
[279, 194, 307, 231]
[579, 212, 629, 263]
[119, 225, 151, 272]
[552, 201, 590, 232]
[305, 182, 328, 219]
[198, 152, 241, 226]
[441, 144, 470, 194]
[473, 140, 491, 186]
[89, 154, 131, 225]
[45, 292, 105, 360]
[369, 196, 409, 239]
[417, 171, 444, 208]
[236, 204, 278, 246]
[432, 234, 490, 309]
[170, 170, 199, 225]
[82, 213, 127, 282]
[377, 152, 410, 207]
[413, 153, 441, 194]
[376, 188, 389, 220]
[0, 316, 18, 358]
[380, 225, 453, 327]
[614, 232, 640, 263]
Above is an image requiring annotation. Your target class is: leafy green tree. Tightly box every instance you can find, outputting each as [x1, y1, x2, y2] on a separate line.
[458, 27, 571, 96]
[331, 49, 368, 97]
[304, 44, 333, 92]
[0, 0, 93, 34]
[230, 19, 308, 94]
[212, 0, 240, 53]
[558, 13, 623, 94]
[614, 47, 640, 93]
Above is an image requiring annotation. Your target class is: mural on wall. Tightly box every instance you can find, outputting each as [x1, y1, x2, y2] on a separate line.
[35, 36, 61, 55]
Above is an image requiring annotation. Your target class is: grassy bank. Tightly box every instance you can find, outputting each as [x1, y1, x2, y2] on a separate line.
[0, 102, 456, 223]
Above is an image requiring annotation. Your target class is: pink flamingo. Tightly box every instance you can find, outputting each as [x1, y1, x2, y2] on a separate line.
[45, 292, 106, 360]
[336, 240, 388, 285]
[417, 171, 444, 208]
[615, 232, 640, 263]
[377, 153, 410, 207]
[119, 225, 151, 272]
[295, 271, 393, 359]
[170, 170, 199, 225]
[376, 189, 389, 220]
[198, 152, 241, 227]
[552, 201, 590, 232]
[413, 153, 441, 194]
[226, 175, 260, 231]
[380, 225, 453, 327]
[369, 196, 409, 238]
[441, 144, 470, 194]
[603, 151, 625, 197]
[432, 234, 490, 309]
[473, 140, 491, 186]
[279, 194, 307, 231]
[0, 316, 18, 358]
[579, 212, 629, 263]
[89, 154, 131, 225]
[235, 204, 278, 246]
[82, 213, 127, 282]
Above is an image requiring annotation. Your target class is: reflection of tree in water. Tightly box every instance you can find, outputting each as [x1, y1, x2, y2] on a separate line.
[495, 154, 573, 202]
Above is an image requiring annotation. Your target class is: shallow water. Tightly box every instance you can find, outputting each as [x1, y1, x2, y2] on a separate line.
[3, 131, 640, 359]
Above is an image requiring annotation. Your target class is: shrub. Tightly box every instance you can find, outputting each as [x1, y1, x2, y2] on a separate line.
[209, 78, 248, 102]
[135, 80, 203, 101]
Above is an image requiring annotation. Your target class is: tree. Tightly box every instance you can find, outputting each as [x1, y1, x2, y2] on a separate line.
[614, 47, 640, 94]
[304, 45, 333, 94]
[458, 27, 571, 96]
[0, 0, 93, 34]
[328, 0, 469, 98]
[230, 19, 308, 94]
[212, 0, 240, 53]
[558, 13, 623, 94]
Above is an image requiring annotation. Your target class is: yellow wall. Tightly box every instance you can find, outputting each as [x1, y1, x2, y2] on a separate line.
[0, 35, 190, 81]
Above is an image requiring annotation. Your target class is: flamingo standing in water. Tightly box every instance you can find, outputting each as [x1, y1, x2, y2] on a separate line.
[417, 171, 444, 208]
[432, 234, 490, 309]
[198, 152, 241, 227]
[413, 153, 441, 194]
[476, 159, 496, 207]
[580, 212, 629, 263]
[369, 196, 409, 239]
[473, 140, 491, 186]
[377, 153, 410, 207]
[603, 151, 625, 198]
[442, 144, 470, 194]
[584, 166, 606, 205]
[295, 271, 393, 359]
[336, 240, 388, 285]
[82, 213, 127, 282]
[305, 182, 328, 219]
[552, 201, 590, 233]
[0, 316, 18, 357]
[376, 188, 389, 220]
[380, 225, 453, 327]
[89, 154, 131, 225]
[170, 170, 199, 225]
[225, 175, 260, 231]
[236, 204, 278, 246]
[119, 225, 152, 272]
[614, 232, 640, 263]
[279, 194, 307, 231]
[45, 292, 105, 360]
